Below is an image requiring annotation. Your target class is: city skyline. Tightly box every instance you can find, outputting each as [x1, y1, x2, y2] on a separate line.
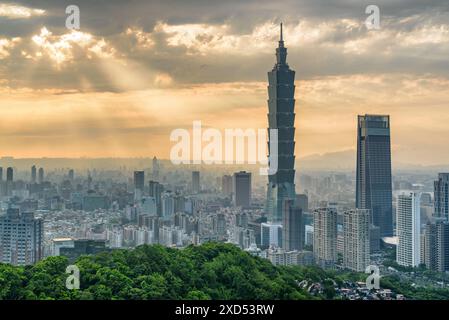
[1, 1, 449, 166]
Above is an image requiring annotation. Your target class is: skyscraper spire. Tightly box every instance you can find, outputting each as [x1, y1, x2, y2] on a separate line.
[279, 23, 284, 48]
[275, 23, 287, 66]
[280, 22, 283, 42]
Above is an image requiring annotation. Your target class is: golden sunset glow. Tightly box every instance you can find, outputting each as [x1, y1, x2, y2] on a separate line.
[1, 1, 449, 166]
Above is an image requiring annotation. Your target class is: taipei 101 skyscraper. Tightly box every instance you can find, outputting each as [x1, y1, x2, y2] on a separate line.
[266, 24, 296, 223]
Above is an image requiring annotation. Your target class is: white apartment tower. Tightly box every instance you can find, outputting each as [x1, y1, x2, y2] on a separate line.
[396, 192, 421, 267]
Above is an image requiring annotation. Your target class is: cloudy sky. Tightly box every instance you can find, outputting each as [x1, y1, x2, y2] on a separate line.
[1, 0, 449, 166]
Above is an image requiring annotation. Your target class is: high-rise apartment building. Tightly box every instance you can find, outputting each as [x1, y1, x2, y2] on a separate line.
[313, 206, 338, 268]
[434, 173, 449, 219]
[424, 220, 449, 272]
[343, 209, 370, 272]
[396, 192, 421, 267]
[356, 114, 393, 237]
[0, 208, 43, 266]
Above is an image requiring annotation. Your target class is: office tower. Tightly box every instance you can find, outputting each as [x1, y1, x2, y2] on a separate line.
[6, 167, 13, 182]
[266, 23, 296, 223]
[0, 167, 3, 181]
[133, 171, 145, 191]
[192, 171, 200, 194]
[261, 222, 283, 248]
[282, 199, 304, 251]
[356, 114, 393, 237]
[233, 171, 251, 207]
[68, 169, 75, 181]
[434, 173, 449, 219]
[313, 207, 337, 268]
[343, 209, 370, 272]
[424, 220, 449, 272]
[152, 156, 160, 180]
[38, 167, 44, 183]
[396, 192, 421, 267]
[31, 165, 37, 183]
[0, 208, 43, 266]
[222, 175, 233, 197]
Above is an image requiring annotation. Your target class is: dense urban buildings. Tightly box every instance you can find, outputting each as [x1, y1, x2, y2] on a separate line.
[396, 192, 421, 267]
[356, 114, 393, 237]
[343, 209, 370, 272]
[266, 24, 296, 223]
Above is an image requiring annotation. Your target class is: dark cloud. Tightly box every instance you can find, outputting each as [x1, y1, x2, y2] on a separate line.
[1, 0, 449, 91]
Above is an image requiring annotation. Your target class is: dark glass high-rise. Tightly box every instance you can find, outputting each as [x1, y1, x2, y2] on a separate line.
[356, 114, 393, 237]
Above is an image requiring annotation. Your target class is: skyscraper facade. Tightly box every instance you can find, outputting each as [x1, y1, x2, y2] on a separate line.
[282, 199, 304, 251]
[343, 209, 370, 272]
[313, 206, 337, 268]
[356, 114, 393, 237]
[434, 173, 449, 220]
[233, 171, 251, 208]
[0, 208, 43, 266]
[266, 24, 296, 223]
[396, 192, 421, 267]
